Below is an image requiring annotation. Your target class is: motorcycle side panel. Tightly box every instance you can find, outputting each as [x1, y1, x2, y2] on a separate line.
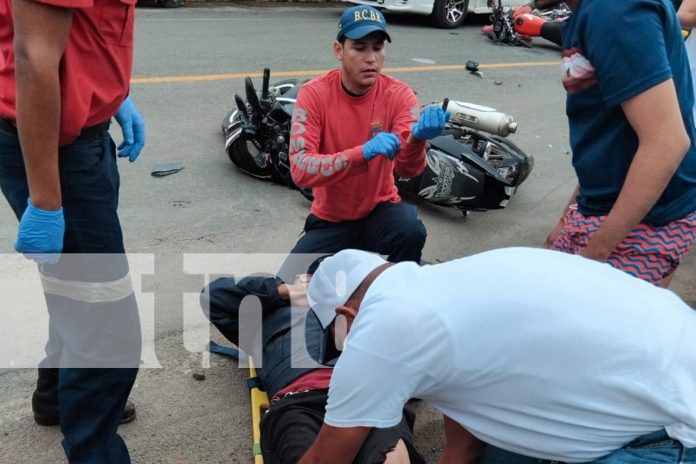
[395, 145, 513, 211]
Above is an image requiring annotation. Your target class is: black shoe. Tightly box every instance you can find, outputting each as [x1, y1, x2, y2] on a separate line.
[32, 368, 137, 426]
[33, 397, 137, 426]
[118, 400, 137, 424]
[32, 368, 59, 426]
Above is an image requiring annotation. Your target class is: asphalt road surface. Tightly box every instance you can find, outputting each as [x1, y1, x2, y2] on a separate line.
[1, 3, 694, 463]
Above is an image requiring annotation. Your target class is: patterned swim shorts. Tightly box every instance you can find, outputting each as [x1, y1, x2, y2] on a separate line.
[551, 208, 696, 285]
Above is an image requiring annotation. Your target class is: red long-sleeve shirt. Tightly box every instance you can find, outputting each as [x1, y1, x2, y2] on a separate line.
[289, 70, 426, 222]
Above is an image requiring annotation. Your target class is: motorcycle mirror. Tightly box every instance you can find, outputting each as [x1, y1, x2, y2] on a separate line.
[245, 77, 263, 115]
[234, 94, 248, 117]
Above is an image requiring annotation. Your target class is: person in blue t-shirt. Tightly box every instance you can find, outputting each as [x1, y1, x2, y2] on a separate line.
[538, 0, 696, 287]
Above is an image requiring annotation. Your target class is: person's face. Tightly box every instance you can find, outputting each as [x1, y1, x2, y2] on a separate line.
[334, 32, 386, 95]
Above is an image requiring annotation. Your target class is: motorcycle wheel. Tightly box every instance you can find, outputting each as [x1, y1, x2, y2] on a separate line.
[431, 0, 469, 28]
[227, 133, 273, 180]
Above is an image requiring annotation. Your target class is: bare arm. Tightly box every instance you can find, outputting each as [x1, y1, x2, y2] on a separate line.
[679, 0, 696, 29]
[438, 415, 484, 464]
[13, 0, 72, 211]
[299, 424, 370, 464]
[581, 79, 690, 261]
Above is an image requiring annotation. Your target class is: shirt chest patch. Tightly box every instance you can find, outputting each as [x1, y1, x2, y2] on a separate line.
[370, 119, 384, 138]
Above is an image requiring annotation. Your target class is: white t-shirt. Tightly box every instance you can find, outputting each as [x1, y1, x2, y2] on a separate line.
[324, 247, 696, 463]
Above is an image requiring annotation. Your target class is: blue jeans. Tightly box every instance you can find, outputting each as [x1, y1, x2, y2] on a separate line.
[479, 430, 696, 464]
[0, 126, 140, 464]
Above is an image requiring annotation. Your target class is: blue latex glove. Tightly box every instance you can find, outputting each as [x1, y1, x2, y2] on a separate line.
[362, 132, 401, 161]
[15, 199, 65, 264]
[412, 106, 451, 140]
[114, 96, 145, 162]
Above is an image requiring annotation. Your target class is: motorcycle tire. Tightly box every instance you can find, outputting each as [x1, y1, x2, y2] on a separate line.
[227, 132, 273, 180]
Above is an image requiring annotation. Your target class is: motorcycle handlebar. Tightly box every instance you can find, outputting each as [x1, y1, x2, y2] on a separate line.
[234, 94, 248, 117]
[261, 68, 270, 101]
[245, 77, 263, 115]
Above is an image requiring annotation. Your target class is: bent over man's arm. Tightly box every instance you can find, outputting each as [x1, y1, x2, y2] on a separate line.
[13, 0, 72, 211]
[299, 424, 370, 464]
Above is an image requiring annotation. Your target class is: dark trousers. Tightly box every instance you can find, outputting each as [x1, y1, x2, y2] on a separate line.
[279, 201, 427, 281]
[261, 390, 425, 464]
[0, 126, 140, 463]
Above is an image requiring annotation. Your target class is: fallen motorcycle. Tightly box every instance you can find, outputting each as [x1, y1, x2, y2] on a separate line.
[482, 0, 569, 47]
[222, 68, 534, 214]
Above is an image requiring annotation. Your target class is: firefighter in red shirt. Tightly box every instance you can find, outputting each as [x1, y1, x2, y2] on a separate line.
[0, 0, 144, 462]
[284, 5, 449, 279]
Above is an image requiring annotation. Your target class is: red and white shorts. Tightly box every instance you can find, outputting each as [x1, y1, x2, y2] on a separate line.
[551, 208, 696, 285]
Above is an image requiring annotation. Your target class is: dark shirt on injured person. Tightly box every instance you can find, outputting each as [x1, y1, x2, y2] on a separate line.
[201, 275, 337, 399]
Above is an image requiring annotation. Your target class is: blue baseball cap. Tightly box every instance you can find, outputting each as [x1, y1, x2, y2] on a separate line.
[337, 5, 392, 43]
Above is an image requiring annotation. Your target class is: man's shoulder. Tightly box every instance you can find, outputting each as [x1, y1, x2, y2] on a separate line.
[578, 0, 664, 21]
[378, 74, 415, 95]
[302, 69, 340, 93]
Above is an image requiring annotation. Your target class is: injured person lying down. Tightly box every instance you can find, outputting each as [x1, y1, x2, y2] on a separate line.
[199, 263, 425, 464]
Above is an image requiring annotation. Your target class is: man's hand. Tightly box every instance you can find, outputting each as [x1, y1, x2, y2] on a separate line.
[578, 240, 614, 262]
[115, 96, 145, 162]
[411, 105, 450, 141]
[544, 218, 565, 249]
[363, 132, 400, 161]
[278, 274, 311, 307]
[15, 199, 64, 264]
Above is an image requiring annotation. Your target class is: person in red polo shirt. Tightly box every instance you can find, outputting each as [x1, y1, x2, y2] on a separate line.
[280, 5, 449, 281]
[0, 0, 144, 462]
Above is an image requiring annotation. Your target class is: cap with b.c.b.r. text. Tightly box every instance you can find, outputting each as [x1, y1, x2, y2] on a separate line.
[337, 5, 392, 42]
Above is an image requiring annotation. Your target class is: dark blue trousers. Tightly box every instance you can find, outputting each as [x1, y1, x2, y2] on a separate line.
[0, 126, 140, 463]
[278, 201, 427, 282]
[479, 429, 696, 463]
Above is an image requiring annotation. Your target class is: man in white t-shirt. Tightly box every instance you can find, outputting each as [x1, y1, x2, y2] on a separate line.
[298, 247, 696, 464]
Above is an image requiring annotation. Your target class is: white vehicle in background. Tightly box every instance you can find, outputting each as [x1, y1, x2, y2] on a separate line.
[342, 0, 531, 29]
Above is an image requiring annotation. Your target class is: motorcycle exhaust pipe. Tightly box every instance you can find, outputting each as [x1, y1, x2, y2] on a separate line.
[442, 100, 518, 137]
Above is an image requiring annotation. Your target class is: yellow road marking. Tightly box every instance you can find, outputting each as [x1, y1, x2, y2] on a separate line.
[130, 60, 560, 85]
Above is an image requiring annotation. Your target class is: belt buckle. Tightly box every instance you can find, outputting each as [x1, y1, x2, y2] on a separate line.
[271, 389, 311, 405]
